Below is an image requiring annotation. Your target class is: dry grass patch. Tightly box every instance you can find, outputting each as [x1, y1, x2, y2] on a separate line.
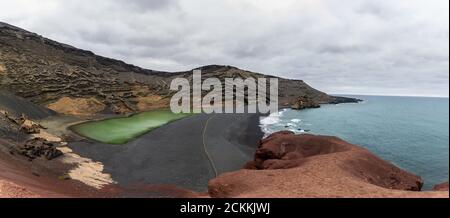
[137, 95, 170, 111]
[47, 97, 105, 116]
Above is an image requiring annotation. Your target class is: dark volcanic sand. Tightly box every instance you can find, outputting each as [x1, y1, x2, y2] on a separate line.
[69, 113, 263, 193]
[0, 91, 56, 119]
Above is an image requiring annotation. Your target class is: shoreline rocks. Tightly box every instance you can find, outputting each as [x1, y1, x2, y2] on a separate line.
[329, 96, 363, 104]
[291, 96, 321, 110]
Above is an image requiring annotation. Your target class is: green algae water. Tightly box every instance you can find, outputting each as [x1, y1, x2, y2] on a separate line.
[71, 110, 191, 144]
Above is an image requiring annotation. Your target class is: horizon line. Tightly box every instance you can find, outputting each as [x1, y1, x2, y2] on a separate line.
[330, 93, 450, 98]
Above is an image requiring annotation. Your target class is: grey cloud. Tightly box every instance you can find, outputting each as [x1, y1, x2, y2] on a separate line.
[0, 0, 448, 97]
[317, 44, 378, 54]
[234, 45, 265, 58]
[356, 2, 395, 19]
[114, 0, 178, 11]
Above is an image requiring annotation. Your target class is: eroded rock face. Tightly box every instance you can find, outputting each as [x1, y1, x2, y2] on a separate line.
[0, 23, 360, 116]
[291, 96, 321, 110]
[209, 132, 431, 198]
[247, 132, 423, 191]
[245, 131, 351, 170]
[0, 24, 170, 115]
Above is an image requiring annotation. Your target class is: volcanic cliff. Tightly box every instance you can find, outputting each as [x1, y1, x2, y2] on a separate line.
[0, 22, 359, 116]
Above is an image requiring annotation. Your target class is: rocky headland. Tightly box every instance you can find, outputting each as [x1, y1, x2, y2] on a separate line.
[208, 132, 448, 198]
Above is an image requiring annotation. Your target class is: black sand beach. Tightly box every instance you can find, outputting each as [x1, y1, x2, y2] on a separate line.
[68, 113, 264, 192]
[0, 91, 56, 119]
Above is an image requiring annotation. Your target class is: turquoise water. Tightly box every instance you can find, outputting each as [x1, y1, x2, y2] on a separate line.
[260, 95, 449, 190]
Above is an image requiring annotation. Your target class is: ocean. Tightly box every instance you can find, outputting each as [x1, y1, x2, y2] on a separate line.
[260, 95, 449, 190]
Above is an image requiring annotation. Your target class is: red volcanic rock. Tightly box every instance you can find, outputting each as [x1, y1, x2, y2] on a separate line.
[247, 131, 352, 170]
[246, 132, 422, 191]
[0, 180, 41, 198]
[208, 132, 449, 198]
[433, 182, 449, 191]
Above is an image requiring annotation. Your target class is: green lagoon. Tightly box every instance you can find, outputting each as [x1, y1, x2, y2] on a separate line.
[71, 110, 192, 144]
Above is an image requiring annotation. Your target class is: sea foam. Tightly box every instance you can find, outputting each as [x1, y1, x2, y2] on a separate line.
[259, 109, 308, 136]
[259, 109, 287, 136]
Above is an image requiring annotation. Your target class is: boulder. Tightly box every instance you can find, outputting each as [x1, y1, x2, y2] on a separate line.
[291, 95, 320, 110]
[18, 114, 42, 134]
[15, 138, 63, 160]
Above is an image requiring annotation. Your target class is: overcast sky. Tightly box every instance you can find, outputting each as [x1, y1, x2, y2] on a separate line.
[1, 0, 449, 97]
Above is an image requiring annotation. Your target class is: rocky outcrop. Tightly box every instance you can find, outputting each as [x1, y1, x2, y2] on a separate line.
[433, 182, 449, 191]
[18, 114, 43, 134]
[14, 137, 63, 160]
[1, 110, 42, 134]
[246, 132, 423, 190]
[329, 96, 363, 104]
[207, 132, 448, 198]
[1, 107, 64, 160]
[290, 95, 321, 110]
